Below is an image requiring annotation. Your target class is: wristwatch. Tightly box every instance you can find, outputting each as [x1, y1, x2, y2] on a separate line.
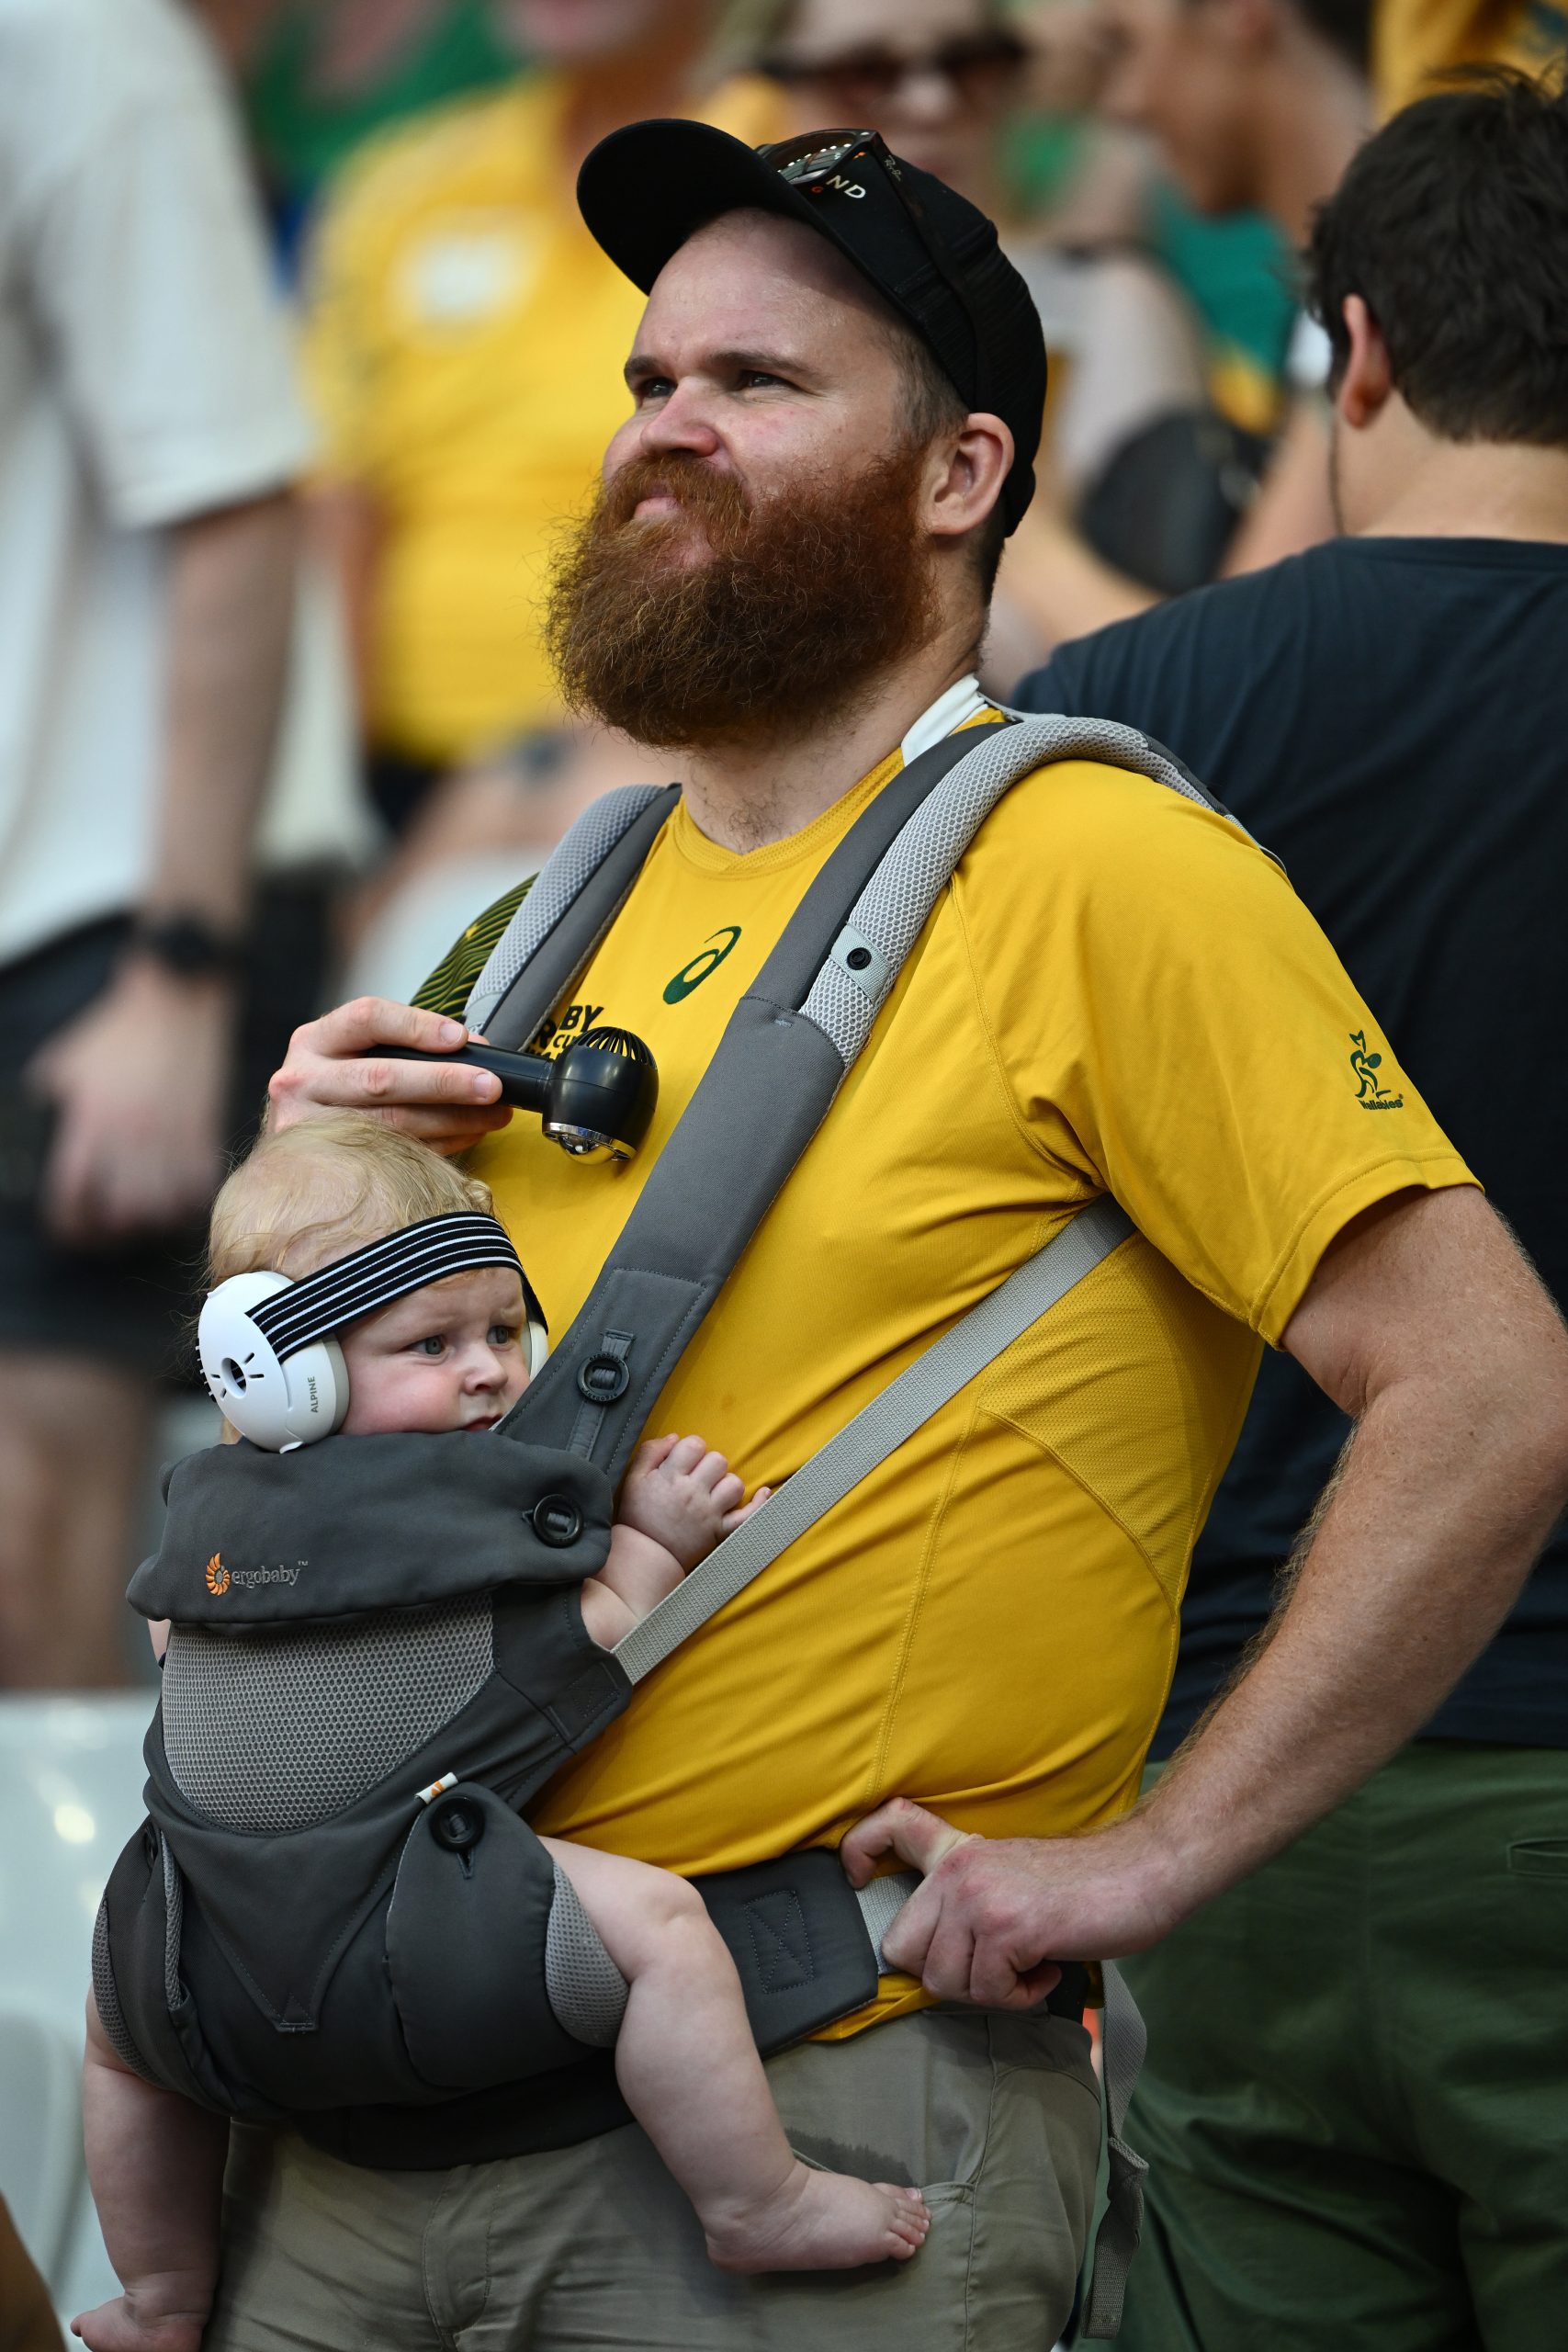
[128, 911, 246, 980]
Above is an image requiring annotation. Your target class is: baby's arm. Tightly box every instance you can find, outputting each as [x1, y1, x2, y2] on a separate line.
[578, 1435, 770, 1647]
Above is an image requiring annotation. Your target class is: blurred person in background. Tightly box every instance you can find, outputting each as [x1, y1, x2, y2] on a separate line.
[1016, 68, 1568, 2352]
[1004, 0, 1371, 648]
[202, 0, 523, 265]
[0, 0, 312, 1687]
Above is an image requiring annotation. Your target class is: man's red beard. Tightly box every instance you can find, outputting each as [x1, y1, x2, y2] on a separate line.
[544, 441, 941, 752]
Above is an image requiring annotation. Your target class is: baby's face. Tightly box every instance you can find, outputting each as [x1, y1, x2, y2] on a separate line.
[338, 1267, 530, 1437]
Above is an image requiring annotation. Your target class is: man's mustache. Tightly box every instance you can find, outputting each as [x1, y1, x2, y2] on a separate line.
[599, 456, 752, 535]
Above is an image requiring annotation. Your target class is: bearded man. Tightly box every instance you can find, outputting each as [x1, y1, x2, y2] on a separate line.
[231, 124, 1568, 2351]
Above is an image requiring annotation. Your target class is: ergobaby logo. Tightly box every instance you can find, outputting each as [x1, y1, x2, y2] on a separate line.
[663, 927, 741, 1004]
[1348, 1030, 1404, 1112]
[202, 1551, 304, 1596]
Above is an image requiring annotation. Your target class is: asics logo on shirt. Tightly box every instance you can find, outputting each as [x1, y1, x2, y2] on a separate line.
[663, 927, 742, 1004]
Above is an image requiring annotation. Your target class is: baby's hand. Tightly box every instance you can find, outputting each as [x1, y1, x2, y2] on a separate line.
[619, 1433, 771, 1569]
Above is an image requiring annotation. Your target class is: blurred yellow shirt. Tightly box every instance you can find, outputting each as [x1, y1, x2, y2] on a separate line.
[302, 73, 784, 763]
[455, 723, 1473, 2030]
[1375, 0, 1567, 114]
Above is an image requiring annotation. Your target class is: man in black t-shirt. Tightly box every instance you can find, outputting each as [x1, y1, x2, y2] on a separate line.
[1017, 70, 1568, 2352]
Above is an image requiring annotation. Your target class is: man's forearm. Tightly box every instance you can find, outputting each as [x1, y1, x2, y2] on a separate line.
[1137, 1348, 1568, 1925]
[143, 490, 299, 930]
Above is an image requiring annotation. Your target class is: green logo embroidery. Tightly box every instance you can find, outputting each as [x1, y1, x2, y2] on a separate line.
[1349, 1030, 1404, 1111]
[663, 926, 741, 1005]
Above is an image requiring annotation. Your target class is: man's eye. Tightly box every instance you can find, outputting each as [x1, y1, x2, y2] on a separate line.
[739, 369, 784, 390]
[633, 376, 674, 404]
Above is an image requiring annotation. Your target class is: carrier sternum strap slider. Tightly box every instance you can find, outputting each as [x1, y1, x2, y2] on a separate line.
[828, 925, 889, 1004]
[531, 1493, 583, 1547]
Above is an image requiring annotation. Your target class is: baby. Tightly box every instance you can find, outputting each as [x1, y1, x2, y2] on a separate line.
[75, 1115, 928, 2352]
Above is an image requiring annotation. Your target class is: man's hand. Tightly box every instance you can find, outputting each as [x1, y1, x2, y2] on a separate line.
[266, 997, 514, 1153]
[29, 963, 234, 1247]
[842, 1796, 1179, 2008]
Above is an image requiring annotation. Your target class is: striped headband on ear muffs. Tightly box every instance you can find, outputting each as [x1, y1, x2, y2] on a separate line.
[197, 1214, 547, 1452]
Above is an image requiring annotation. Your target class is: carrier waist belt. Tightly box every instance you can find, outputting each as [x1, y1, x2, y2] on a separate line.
[296, 1854, 1088, 2172]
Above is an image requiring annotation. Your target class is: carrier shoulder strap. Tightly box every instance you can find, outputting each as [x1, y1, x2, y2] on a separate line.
[465, 782, 680, 1045]
[485, 713, 1230, 1489]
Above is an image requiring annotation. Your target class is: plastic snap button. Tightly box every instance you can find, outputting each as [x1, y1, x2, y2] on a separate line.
[430, 1797, 484, 1855]
[531, 1494, 582, 1548]
[577, 1351, 630, 1404]
[846, 945, 873, 971]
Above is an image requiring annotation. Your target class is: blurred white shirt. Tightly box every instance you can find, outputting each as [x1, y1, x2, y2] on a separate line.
[0, 0, 321, 967]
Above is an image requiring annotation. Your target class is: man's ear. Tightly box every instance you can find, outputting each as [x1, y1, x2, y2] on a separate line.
[926, 413, 1012, 547]
[1336, 294, 1394, 430]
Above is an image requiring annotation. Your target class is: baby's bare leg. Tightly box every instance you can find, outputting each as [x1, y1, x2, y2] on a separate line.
[541, 1838, 930, 2273]
[73, 1995, 227, 2352]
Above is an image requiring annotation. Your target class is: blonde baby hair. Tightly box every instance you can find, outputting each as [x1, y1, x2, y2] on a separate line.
[209, 1115, 498, 1287]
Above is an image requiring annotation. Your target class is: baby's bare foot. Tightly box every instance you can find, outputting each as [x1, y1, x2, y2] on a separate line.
[72, 2292, 208, 2352]
[703, 2163, 931, 2273]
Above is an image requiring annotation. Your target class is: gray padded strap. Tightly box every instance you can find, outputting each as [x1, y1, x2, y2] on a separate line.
[1081, 1959, 1150, 2338]
[803, 716, 1223, 1067]
[466, 783, 678, 1044]
[614, 1194, 1134, 1684]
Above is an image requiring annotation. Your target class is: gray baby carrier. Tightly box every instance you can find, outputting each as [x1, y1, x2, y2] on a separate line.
[95, 714, 1233, 2331]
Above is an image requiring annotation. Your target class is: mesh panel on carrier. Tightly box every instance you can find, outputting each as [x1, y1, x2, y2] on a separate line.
[161, 1598, 494, 1832]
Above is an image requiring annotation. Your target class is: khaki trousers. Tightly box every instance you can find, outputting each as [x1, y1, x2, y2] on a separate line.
[204, 2006, 1100, 2351]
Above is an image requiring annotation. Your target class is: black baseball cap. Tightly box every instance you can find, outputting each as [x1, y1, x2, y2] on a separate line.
[577, 120, 1047, 533]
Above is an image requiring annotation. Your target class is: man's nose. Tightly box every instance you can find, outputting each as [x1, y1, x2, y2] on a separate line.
[637, 381, 723, 461]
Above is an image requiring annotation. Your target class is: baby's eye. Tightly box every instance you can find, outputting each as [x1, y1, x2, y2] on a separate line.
[488, 1323, 520, 1348]
[411, 1335, 446, 1358]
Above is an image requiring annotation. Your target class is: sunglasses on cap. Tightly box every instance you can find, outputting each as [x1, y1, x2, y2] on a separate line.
[760, 29, 1028, 111]
[761, 127, 991, 409]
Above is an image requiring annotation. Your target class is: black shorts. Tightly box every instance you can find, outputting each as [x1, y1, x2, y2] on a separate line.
[0, 886, 334, 1377]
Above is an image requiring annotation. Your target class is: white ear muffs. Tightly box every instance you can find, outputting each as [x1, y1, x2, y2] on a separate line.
[525, 1310, 549, 1382]
[199, 1272, 349, 1451]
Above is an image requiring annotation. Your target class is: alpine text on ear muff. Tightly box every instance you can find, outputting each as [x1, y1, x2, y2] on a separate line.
[370, 1029, 659, 1164]
[198, 1214, 548, 1452]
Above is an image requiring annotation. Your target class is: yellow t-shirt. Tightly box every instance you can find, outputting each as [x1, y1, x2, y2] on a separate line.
[302, 72, 784, 763]
[451, 721, 1473, 2030]
[1375, 0, 1567, 114]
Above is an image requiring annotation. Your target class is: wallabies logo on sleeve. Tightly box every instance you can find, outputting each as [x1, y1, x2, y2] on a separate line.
[1348, 1030, 1404, 1111]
